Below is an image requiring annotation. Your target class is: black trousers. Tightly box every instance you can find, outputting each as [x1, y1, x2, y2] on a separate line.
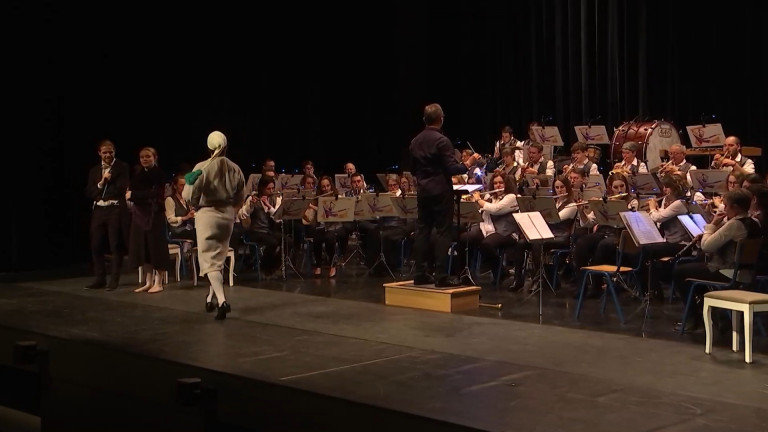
[673, 262, 730, 317]
[412, 193, 454, 280]
[90, 205, 124, 282]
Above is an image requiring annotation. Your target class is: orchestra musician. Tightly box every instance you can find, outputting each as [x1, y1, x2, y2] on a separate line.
[613, 141, 648, 175]
[527, 176, 578, 289]
[572, 170, 638, 299]
[238, 175, 283, 276]
[516, 121, 543, 166]
[710, 136, 755, 175]
[639, 173, 694, 296]
[517, 142, 555, 183]
[672, 189, 762, 332]
[302, 175, 345, 278]
[456, 174, 519, 286]
[561, 142, 600, 176]
[491, 126, 522, 169]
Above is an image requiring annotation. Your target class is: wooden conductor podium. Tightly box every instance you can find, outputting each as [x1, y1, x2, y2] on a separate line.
[383, 281, 481, 312]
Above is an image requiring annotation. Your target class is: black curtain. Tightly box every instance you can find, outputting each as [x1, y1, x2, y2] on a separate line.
[5, 1, 765, 272]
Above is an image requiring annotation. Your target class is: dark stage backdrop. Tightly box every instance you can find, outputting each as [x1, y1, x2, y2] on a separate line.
[6, 1, 765, 273]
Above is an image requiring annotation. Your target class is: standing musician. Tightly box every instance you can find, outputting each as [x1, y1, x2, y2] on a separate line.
[710, 136, 755, 175]
[562, 142, 600, 176]
[491, 126, 522, 169]
[456, 174, 519, 286]
[572, 170, 638, 298]
[613, 141, 648, 175]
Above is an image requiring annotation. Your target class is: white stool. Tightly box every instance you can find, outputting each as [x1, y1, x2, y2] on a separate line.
[191, 247, 236, 287]
[703, 290, 768, 364]
[138, 244, 181, 283]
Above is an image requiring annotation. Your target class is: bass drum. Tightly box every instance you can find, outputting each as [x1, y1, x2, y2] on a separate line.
[611, 121, 681, 171]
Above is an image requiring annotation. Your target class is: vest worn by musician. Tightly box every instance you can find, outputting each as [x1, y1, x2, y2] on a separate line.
[585, 161, 595, 175]
[549, 198, 575, 238]
[249, 197, 277, 234]
[536, 160, 548, 175]
[627, 163, 638, 176]
[676, 161, 692, 175]
[707, 216, 761, 280]
[169, 195, 191, 234]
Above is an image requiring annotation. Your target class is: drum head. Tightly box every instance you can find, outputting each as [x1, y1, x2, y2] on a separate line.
[644, 121, 680, 171]
[611, 121, 680, 171]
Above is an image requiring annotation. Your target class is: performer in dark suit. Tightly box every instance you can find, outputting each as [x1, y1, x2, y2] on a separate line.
[409, 103, 480, 288]
[85, 139, 130, 290]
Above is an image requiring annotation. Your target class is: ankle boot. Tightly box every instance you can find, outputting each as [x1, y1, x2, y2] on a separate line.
[215, 302, 231, 320]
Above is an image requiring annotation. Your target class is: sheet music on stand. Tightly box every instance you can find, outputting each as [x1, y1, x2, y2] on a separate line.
[524, 174, 554, 188]
[677, 214, 704, 238]
[456, 200, 483, 224]
[628, 173, 662, 195]
[391, 195, 418, 219]
[686, 200, 713, 223]
[317, 196, 355, 222]
[513, 212, 555, 242]
[585, 174, 606, 193]
[580, 188, 603, 201]
[573, 125, 611, 145]
[588, 200, 628, 228]
[361, 193, 398, 218]
[273, 198, 311, 221]
[516, 196, 561, 224]
[522, 186, 555, 197]
[335, 174, 352, 196]
[619, 211, 665, 246]
[585, 174, 606, 192]
[276, 174, 303, 192]
[690, 169, 729, 194]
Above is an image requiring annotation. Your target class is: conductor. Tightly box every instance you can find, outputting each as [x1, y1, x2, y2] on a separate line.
[410, 103, 480, 287]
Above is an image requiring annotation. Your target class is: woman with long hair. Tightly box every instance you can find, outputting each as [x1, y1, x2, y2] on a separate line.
[127, 147, 172, 294]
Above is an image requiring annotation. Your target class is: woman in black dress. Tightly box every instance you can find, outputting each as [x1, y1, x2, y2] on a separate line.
[127, 147, 171, 293]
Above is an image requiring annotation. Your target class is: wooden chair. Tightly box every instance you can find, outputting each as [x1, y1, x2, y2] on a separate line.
[703, 290, 768, 363]
[191, 247, 236, 287]
[138, 244, 181, 283]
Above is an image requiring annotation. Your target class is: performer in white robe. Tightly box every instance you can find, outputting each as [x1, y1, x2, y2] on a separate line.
[183, 131, 246, 320]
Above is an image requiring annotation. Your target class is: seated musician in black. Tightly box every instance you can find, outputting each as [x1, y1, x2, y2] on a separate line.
[672, 189, 762, 332]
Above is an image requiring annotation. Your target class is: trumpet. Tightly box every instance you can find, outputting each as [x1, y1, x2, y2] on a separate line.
[562, 156, 577, 176]
[711, 149, 735, 169]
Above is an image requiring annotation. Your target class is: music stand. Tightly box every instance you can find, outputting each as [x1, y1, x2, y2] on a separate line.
[276, 174, 303, 192]
[335, 174, 352, 196]
[524, 174, 554, 188]
[452, 185, 483, 285]
[585, 174, 606, 193]
[362, 193, 399, 280]
[628, 173, 662, 195]
[619, 211, 665, 332]
[516, 197, 560, 296]
[690, 169, 729, 195]
[522, 186, 555, 197]
[340, 194, 373, 267]
[273, 198, 312, 280]
[513, 212, 554, 323]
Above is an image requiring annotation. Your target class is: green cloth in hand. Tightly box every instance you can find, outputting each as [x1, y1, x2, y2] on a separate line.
[185, 170, 203, 185]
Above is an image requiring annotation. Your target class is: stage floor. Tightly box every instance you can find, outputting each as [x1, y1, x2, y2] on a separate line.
[0, 264, 766, 431]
